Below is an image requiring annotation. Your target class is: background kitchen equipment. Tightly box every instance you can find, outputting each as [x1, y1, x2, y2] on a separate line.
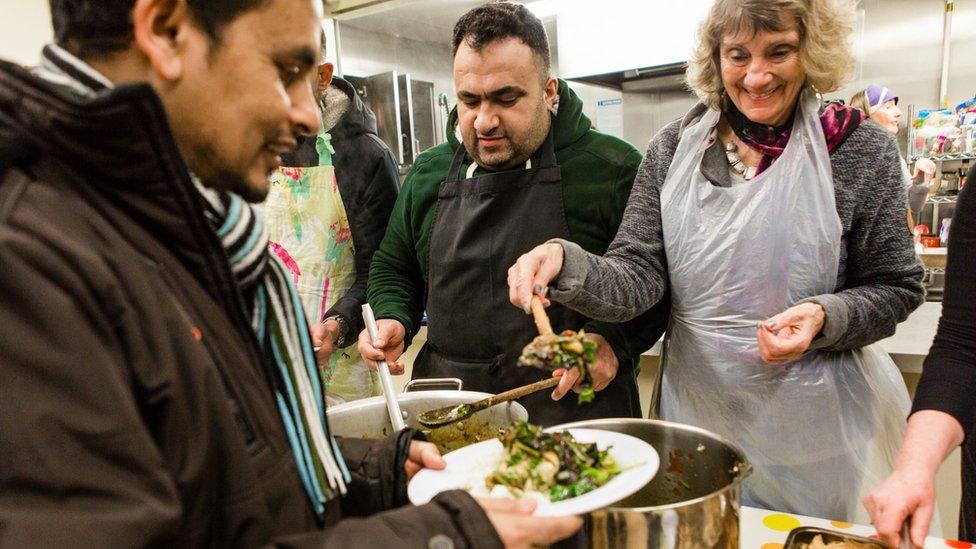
[327, 378, 529, 453]
[552, 418, 752, 549]
[346, 71, 439, 168]
[782, 526, 886, 548]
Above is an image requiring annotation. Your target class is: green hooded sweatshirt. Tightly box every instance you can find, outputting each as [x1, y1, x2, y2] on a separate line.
[367, 80, 669, 370]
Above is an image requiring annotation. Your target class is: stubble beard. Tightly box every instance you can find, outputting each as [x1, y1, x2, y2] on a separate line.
[467, 100, 551, 171]
[192, 143, 271, 204]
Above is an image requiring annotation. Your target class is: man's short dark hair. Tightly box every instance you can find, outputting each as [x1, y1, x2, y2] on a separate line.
[451, 2, 551, 76]
[49, 0, 271, 59]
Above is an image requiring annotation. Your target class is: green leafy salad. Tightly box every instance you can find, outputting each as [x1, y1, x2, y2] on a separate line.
[517, 330, 598, 403]
[485, 422, 620, 502]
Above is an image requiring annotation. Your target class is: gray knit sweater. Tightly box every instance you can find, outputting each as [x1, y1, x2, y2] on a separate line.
[551, 104, 925, 351]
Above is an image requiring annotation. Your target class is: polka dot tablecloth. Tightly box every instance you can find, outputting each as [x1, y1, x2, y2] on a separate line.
[740, 506, 972, 548]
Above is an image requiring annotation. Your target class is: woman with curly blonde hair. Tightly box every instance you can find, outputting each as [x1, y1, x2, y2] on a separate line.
[508, 0, 924, 522]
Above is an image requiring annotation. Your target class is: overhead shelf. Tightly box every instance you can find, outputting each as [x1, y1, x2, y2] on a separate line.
[324, 0, 413, 19]
[909, 151, 976, 163]
[568, 63, 687, 91]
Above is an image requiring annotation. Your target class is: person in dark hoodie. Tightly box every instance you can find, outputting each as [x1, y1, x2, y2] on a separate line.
[359, 2, 669, 425]
[0, 0, 581, 546]
[262, 32, 399, 402]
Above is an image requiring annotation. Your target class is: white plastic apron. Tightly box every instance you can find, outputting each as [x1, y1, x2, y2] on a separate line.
[658, 89, 911, 522]
[260, 133, 380, 402]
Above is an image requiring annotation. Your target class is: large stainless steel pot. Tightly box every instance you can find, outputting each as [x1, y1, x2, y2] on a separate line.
[554, 418, 752, 549]
[327, 378, 528, 450]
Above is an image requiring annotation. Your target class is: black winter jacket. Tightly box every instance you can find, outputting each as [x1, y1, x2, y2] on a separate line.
[280, 77, 399, 341]
[0, 59, 499, 548]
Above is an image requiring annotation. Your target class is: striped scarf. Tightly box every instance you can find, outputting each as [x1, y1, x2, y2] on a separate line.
[196, 184, 350, 516]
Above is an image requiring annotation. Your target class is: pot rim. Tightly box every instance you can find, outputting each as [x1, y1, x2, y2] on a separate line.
[552, 418, 754, 512]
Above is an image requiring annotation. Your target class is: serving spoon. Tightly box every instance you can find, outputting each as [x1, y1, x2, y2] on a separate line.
[417, 376, 559, 428]
[362, 303, 406, 431]
[418, 296, 558, 428]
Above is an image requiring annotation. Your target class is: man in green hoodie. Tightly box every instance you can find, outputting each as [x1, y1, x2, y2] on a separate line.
[359, 2, 669, 425]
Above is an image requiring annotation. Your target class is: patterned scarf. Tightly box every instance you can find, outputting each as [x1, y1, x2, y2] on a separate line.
[196, 185, 349, 517]
[36, 44, 349, 517]
[725, 94, 865, 175]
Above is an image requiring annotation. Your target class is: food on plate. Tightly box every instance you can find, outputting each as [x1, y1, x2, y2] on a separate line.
[484, 421, 619, 502]
[802, 534, 877, 549]
[518, 330, 597, 403]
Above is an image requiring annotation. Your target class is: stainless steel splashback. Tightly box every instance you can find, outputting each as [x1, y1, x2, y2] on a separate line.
[346, 71, 438, 167]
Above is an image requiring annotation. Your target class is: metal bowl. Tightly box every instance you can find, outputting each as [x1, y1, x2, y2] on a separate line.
[552, 418, 752, 549]
[784, 526, 886, 548]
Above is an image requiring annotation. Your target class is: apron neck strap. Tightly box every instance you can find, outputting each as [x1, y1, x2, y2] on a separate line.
[465, 158, 533, 179]
[448, 116, 557, 182]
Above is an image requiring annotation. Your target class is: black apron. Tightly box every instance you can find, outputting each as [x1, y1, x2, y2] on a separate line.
[413, 126, 640, 426]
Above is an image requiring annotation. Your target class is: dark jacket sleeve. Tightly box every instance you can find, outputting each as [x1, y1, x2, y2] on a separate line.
[0, 235, 183, 547]
[335, 429, 416, 516]
[912, 172, 976, 439]
[325, 136, 399, 342]
[276, 432, 503, 549]
[0, 228, 500, 549]
[278, 492, 500, 549]
[319, 491, 502, 549]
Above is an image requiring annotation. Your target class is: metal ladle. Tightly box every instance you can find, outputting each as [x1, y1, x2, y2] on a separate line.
[418, 296, 557, 428]
[418, 376, 559, 428]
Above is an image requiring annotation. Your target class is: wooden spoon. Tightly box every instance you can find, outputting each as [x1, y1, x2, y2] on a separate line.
[528, 294, 553, 336]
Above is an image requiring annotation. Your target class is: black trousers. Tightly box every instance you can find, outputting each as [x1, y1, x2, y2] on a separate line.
[961, 439, 976, 541]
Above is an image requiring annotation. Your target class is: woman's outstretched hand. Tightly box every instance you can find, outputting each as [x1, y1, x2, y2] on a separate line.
[756, 302, 825, 364]
[508, 242, 564, 312]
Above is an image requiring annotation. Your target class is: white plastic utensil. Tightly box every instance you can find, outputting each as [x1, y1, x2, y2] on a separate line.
[361, 304, 406, 431]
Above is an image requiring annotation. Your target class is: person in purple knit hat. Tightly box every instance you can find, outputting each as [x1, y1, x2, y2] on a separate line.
[850, 84, 938, 222]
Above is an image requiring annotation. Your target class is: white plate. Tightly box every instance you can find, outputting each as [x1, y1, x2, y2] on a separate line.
[407, 427, 659, 516]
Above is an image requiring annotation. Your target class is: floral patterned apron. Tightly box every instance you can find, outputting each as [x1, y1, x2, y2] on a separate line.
[260, 132, 380, 402]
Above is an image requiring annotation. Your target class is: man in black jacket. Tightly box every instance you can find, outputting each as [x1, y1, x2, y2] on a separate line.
[272, 35, 400, 402]
[0, 0, 581, 546]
